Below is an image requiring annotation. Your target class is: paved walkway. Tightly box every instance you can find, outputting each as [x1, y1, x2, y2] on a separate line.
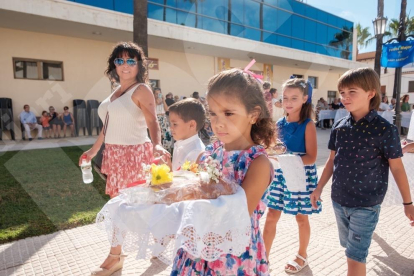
[0, 136, 97, 153]
[1, 130, 413, 276]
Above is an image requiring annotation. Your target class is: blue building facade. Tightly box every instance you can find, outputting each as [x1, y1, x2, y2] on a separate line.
[68, 0, 354, 60]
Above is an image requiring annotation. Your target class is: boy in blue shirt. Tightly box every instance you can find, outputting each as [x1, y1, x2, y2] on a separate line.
[311, 68, 414, 276]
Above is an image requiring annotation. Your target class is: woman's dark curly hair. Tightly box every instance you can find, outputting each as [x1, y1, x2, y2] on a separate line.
[207, 68, 276, 148]
[105, 41, 149, 85]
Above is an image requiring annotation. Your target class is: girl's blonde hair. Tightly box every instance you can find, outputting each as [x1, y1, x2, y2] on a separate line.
[207, 68, 276, 148]
[282, 78, 314, 123]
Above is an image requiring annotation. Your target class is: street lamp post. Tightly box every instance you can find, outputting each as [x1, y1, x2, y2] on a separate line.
[373, 0, 407, 134]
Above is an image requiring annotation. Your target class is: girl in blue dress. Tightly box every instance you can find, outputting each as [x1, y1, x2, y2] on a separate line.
[263, 78, 321, 274]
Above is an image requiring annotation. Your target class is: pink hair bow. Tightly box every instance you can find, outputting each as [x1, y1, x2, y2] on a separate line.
[243, 59, 263, 84]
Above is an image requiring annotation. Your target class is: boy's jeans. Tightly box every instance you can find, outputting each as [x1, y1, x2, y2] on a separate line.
[332, 201, 381, 263]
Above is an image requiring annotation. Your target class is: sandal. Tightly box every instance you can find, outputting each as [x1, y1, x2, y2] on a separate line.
[90, 253, 127, 276]
[285, 254, 308, 274]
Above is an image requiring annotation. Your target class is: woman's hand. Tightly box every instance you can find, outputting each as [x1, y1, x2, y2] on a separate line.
[79, 148, 98, 165]
[153, 144, 171, 160]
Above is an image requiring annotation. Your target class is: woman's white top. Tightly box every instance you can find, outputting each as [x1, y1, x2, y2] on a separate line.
[98, 84, 151, 145]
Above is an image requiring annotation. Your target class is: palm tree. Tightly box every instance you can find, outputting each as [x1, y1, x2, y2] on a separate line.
[407, 16, 414, 34]
[133, 0, 148, 56]
[384, 15, 414, 39]
[329, 26, 353, 60]
[355, 23, 375, 54]
[384, 18, 400, 38]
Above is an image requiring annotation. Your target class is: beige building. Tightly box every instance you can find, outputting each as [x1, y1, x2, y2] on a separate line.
[0, 0, 363, 140]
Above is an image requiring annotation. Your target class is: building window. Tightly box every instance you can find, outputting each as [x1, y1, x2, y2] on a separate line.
[150, 79, 160, 89]
[13, 58, 63, 81]
[327, 90, 337, 104]
[292, 74, 303, 78]
[308, 76, 318, 89]
[381, 85, 386, 95]
[409, 81, 414, 92]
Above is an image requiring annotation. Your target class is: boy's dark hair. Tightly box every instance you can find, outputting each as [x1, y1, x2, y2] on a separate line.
[269, 88, 277, 96]
[282, 78, 314, 123]
[42, 111, 47, 115]
[168, 98, 206, 131]
[337, 67, 381, 111]
[192, 91, 200, 99]
[263, 81, 271, 90]
[23, 104, 29, 109]
[64, 106, 69, 110]
[153, 87, 161, 92]
[207, 68, 276, 148]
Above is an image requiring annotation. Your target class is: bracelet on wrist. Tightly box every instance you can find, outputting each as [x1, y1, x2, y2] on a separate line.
[403, 202, 413, 206]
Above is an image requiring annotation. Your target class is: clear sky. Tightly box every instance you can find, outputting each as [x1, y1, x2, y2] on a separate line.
[306, 0, 414, 53]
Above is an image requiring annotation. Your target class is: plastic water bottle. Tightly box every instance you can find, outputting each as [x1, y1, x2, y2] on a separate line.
[80, 156, 93, 184]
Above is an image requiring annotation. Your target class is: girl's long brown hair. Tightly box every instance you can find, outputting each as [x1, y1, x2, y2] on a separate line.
[207, 68, 276, 148]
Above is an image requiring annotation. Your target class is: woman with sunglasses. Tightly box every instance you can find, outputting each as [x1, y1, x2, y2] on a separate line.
[80, 41, 170, 195]
[80, 42, 169, 275]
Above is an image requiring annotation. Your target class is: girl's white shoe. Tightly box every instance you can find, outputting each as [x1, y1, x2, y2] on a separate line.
[285, 254, 308, 274]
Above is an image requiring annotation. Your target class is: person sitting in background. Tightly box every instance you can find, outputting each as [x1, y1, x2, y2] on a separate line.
[165, 92, 175, 107]
[338, 98, 345, 108]
[331, 98, 341, 110]
[316, 98, 330, 129]
[401, 95, 411, 112]
[20, 104, 43, 141]
[49, 106, 62, 138]
[173, 95, 180, 102]
[60, 106, 75, 138]
[390, 98, 396, 110]
[379, 95, 391, 111]
[192, 91, 201, 102]
[40, 111, 52, 138]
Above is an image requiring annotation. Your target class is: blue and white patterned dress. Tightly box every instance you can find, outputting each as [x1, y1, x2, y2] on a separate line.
[266, 117, 321, 215]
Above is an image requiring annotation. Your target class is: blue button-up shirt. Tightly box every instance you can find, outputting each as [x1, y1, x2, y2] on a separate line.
[20, 111, 37, 124]
[328, 110, 402, 207]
